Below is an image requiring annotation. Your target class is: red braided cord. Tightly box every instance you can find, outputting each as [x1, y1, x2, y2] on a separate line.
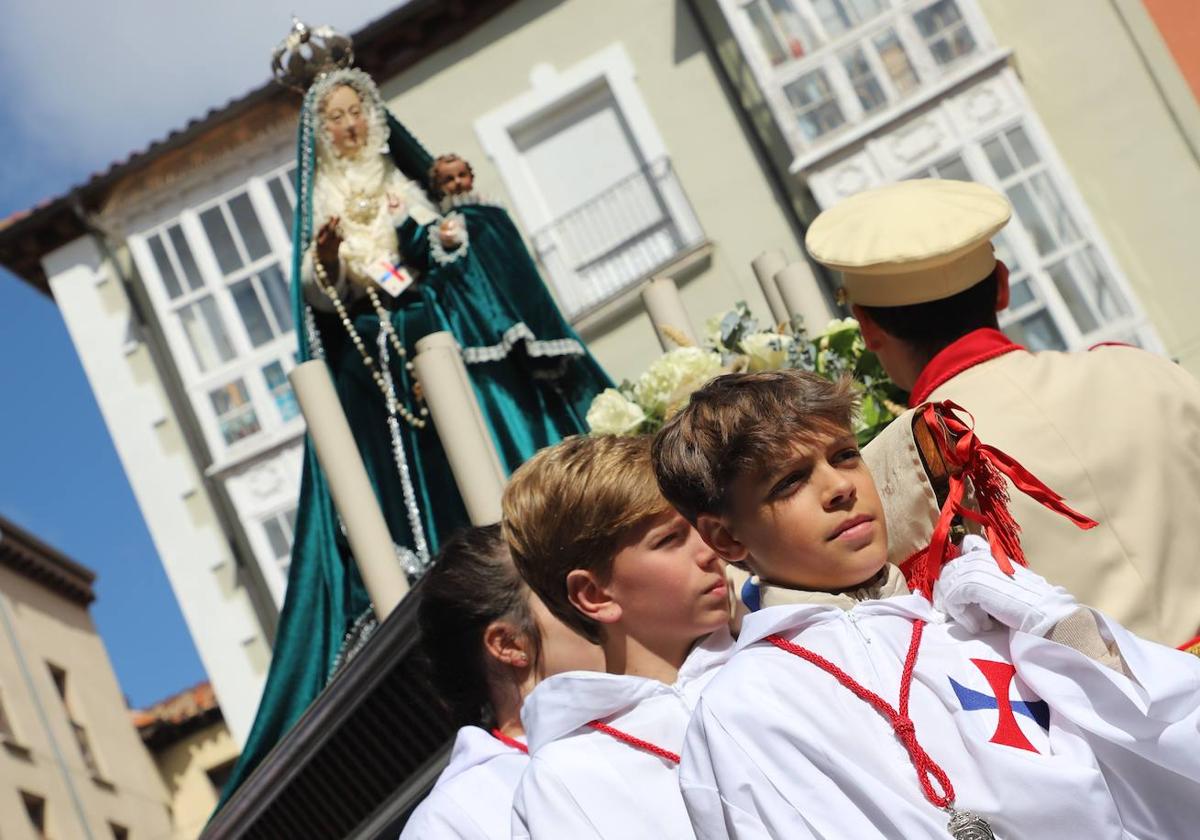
[586, 721, 681, 764]
[491, 728, 529, 755]
[765, 619, 955, 809]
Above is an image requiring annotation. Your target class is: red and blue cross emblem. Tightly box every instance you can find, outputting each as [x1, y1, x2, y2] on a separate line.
[949, 659, 1050, 753]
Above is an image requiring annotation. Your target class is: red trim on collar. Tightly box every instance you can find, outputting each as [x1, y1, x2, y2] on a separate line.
[909, 329, 1024, 406]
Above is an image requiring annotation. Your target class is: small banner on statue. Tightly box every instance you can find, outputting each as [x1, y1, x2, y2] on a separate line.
[374, 261, 414, 297]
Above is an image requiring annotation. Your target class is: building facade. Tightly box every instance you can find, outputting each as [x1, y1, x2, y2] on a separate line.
[1, 0, 1197, 750]
[0, 515, 173, 839]
[0, 0, 807, 743]
[708, 0, 1200, 366]
[134, 682, 239, 840]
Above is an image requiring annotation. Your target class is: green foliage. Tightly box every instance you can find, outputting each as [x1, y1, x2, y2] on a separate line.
[587, 303, 905, 444]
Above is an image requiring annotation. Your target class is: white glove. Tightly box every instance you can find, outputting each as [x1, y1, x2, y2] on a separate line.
[933, 535, 1079, 637]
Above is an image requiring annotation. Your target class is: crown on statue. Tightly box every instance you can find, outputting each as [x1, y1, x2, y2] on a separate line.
[271, 17, 355, 92]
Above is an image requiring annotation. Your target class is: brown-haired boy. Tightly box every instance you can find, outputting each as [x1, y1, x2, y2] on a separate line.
[653, 369, 1200, 840]
[503, 434, 733, 839]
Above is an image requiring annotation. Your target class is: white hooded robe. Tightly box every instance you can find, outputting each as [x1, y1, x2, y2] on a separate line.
[400, 725, 528, 839]
[512, 629, 734, 839]
[680, 589, 1200, 838]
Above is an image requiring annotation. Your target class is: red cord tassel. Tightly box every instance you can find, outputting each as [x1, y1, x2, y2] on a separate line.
[909, 401, 1099, 597]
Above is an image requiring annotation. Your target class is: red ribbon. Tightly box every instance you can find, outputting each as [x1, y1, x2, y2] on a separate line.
[909, 401, 1098, 597]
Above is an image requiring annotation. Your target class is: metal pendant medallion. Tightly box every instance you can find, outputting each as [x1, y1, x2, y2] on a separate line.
[947, 809, 995, 840]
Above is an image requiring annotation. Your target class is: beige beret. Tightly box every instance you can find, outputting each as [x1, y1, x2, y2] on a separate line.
[806, 179, 1012, 307]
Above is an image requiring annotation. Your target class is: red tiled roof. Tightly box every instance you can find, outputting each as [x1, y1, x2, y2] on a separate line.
[132, 680, 219, 730]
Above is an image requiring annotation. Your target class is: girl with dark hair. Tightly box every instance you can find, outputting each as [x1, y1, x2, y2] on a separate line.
[401, 524, 601, 839]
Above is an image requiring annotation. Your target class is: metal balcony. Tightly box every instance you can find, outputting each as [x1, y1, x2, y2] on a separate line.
[529, 156, 706, 321]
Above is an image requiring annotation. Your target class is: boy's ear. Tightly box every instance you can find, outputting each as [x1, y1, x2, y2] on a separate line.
[482, 619, 532, 670]
[851, 304, 885, 352]
[566, 569, 622, 627]
[695, 514, 749, 564]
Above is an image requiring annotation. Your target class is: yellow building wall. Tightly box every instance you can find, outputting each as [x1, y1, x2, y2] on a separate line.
[152, 721, 239, 840]
[0, 566, 172, 839]
[979, 0, 1200, 372]
[377, 0, 805, 382]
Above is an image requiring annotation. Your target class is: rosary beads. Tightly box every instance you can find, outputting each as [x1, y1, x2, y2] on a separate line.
[312, 252, 429, 430]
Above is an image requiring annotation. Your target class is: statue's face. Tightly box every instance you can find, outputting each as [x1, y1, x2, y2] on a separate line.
[434, 158, 474, 197]
[322, 85, 369, 158]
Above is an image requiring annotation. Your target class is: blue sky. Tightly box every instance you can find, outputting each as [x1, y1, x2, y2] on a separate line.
[0, 0, 401, 709]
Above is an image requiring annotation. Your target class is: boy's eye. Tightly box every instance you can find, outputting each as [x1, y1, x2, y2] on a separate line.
[770, 470, 809, 499]
[836, 447, 861, 464]
[650, 528, 684, 550]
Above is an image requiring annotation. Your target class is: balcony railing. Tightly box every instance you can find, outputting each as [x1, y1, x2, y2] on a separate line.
[203, 581, 456, 839]
[529, 156, 706, 320]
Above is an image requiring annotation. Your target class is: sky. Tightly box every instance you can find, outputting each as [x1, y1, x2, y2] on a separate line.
[0, 0, 403, 709]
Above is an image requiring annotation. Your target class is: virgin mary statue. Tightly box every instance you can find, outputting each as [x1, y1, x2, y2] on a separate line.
[217, 23, 610, 805]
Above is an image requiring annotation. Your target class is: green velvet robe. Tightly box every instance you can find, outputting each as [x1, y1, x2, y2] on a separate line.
[217, 103, 610, 812]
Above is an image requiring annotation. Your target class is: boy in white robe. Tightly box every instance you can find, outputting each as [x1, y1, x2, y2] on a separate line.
[652, 370, 1200, 839]
[401, 525, 603, 839]
[502, 434, 736, 839]
[401, 726, 528, 839]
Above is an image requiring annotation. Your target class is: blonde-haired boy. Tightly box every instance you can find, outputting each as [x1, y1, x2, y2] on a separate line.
[503, 434, 733, 839]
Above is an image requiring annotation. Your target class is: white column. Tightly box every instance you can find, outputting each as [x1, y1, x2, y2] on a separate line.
[289, 361, 409, 619]
[641, 275, 698, 351]
[751, 249, 790, 325]
[412, 331, 507, 526]
[775, 261, 833, 335]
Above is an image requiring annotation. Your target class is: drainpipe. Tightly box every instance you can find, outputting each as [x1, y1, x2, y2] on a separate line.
[0, 562, 95, 839]
[681, 0, 842, 313]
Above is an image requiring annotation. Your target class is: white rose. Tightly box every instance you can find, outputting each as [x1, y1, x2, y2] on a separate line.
[740, 332, 796, 372]
[817, 317, 864, 352]
[633, 347, 724, 417]
[586, 388, 647, 435]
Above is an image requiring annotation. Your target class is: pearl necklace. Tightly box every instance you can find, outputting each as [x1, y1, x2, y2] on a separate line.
[311, 252, 428, 430]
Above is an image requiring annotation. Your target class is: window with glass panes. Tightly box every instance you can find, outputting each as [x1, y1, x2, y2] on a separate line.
[784, 69, 846, 140]
[145, 224, 237, 373]
[210, 379, 262, 445]
[263, 507, 298, 581]
[915, 126, 1144, 350]
[912, 0, 977, 67]
[811, 0, 886, 38]
[198, 191, 294, 348]
[135, 162, 299, 455]
[735, 0, 979, 151]
[746, 0, 823, 65]
[265, 167, 298, 240]
[0, 688, 16, 743]
[262, 359, 300, 422]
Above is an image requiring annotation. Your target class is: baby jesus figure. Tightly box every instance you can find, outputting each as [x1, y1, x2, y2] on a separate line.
[396, 153, 611, 421]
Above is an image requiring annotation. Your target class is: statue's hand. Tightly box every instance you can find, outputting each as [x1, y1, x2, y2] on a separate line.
[438, 218, 462, 249]
[316, 216, 342, 272]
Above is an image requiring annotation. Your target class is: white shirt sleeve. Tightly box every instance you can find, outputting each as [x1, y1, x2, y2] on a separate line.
[1010, 614, 1200, 838]
[511, 757, 606, 840]
[680, 700, 818, 840]
[400, 787, 492, 840]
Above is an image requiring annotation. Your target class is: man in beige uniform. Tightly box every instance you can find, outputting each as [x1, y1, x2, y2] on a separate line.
[806, 178, 1200, 648]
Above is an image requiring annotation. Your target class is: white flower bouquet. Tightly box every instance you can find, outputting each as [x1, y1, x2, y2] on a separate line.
[587, 303, 904, 443]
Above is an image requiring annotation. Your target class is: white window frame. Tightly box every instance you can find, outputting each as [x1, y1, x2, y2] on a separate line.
[254, 504, 299, 606]
[912, 119, 1159, 351]
[129, 161, 304, 462]
[722, 0, 996, 157]
[474, 43, 704, 318]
